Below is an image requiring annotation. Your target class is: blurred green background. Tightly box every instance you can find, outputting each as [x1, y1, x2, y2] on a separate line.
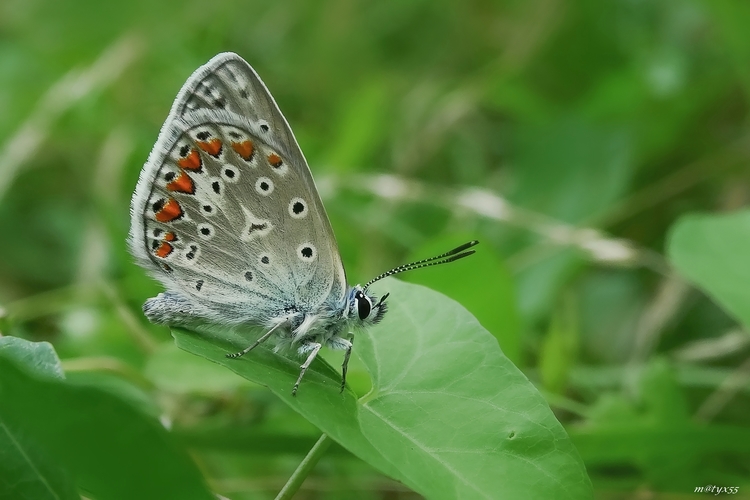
[2, 0, 750, 498]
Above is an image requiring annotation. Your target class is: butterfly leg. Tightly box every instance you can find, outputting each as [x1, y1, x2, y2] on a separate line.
[293, 342, 322, 396]
[340, 334, 354, 393]
[226, 321, 285, 359]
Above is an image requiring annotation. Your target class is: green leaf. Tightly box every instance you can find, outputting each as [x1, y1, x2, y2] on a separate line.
[144, 341, 254, 394]
[0, 337, 64, 380]
[0, 416, 79, 500]
[0, 338, 214, 500]
[173, 278, 592, 499]
[667, 210, 750, 328]
[403, 235, 521, 364]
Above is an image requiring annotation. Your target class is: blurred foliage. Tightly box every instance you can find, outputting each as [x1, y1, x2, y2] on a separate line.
[1, 0, 750, 498]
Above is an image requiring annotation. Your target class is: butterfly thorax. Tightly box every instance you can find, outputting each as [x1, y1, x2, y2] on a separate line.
[269, 285, 387, 355]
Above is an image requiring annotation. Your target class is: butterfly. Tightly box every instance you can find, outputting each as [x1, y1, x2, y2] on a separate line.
[129, 53, 478, 395]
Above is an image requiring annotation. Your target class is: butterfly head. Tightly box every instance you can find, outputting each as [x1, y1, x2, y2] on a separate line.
[347, 285, 389, 326]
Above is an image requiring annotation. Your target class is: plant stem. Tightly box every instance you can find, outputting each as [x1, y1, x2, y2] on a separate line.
[275, 433, 331, 500]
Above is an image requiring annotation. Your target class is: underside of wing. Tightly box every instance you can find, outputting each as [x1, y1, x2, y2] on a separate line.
[129, 54, 347, 321]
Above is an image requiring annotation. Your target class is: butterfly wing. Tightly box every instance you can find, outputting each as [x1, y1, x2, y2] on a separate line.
[129, 53, 347, 325]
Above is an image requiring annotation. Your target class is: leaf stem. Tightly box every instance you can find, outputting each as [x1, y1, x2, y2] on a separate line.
[275, 433, 331, 500]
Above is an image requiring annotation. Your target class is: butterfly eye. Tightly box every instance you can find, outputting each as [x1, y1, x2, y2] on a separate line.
[355, 291, 371, 320]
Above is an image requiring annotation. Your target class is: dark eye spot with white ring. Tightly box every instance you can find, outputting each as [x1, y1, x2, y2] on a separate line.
[198, 224, 214, 240]
[355, 291, 371, 320]
[202, 203, 215, 215]
[297, 243, 316, 262]
[255, 176, 274, 196]
[260, 254, 270, 265]
[289, 197, 307, 219]
[222, 165, 239, 183]
[211, 179, 222, 195]
[259, 120, 269, 132]
[164, 172, 175, 182]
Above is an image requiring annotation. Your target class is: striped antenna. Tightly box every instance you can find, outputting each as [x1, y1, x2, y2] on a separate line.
[364, 240, 479, 289]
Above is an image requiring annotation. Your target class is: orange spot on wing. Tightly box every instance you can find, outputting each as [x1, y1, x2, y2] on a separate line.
[177, 149, 202, 171]
[166, 171, 195, 194]
[267, 153, 282, 167]
[197, 139, 222, 157]
[232, 140, 255, 161]
[163, 232, 176, 241]
[155, 198, 183, 222]
[155, 241, 173, 258]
